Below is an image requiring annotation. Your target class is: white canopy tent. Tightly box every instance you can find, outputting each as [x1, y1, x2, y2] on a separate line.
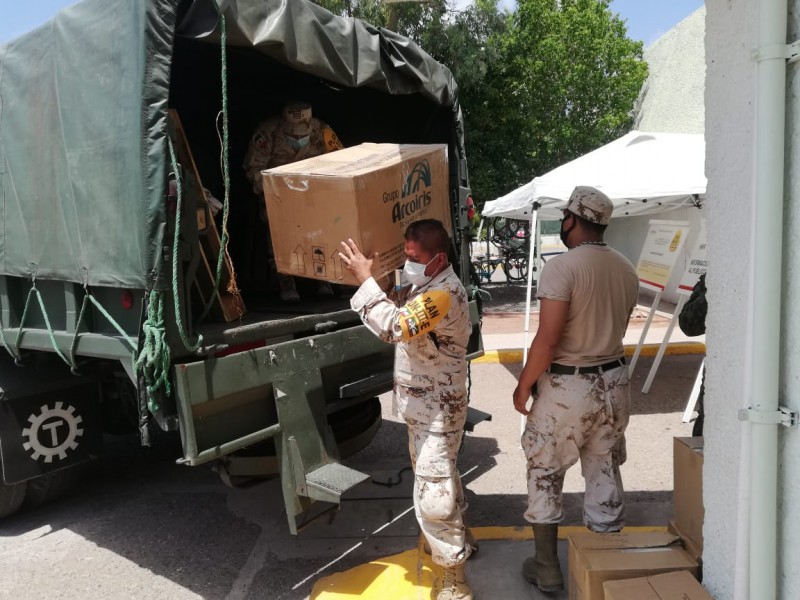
[479, 130, 707, 376]
[482, 131, 706, 221]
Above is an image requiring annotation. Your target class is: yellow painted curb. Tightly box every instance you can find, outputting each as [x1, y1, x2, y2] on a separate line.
[472, 343, 706, 364]
[310, 526, 669, 599]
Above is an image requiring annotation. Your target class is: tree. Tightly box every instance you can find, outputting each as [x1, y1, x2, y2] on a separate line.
[493, 0, 648, 196]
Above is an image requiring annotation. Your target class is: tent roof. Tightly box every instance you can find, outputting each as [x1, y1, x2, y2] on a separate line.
[482, 131, 706, 221]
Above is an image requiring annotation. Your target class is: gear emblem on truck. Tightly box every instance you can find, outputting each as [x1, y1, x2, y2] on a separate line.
[21, 402, 84, 463]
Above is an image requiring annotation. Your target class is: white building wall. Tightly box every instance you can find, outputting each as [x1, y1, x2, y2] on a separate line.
[636, 7, 706, 134]
[704, 1, 757, 599]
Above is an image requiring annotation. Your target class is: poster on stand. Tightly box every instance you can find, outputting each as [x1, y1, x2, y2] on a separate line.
[636, 220, 691, 292]
[678, 221, 708, 295]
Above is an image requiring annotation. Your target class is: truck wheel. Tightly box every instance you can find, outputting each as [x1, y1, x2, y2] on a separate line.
[24, 467, 81, 508]
[0, 481, 27, 519]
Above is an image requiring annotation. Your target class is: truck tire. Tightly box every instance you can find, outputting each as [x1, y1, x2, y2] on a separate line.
[0, 481, 27, 519]
[23, 467, 82, 508]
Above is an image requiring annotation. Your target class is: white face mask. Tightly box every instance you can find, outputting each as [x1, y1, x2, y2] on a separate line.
[402, 254, 439, 287]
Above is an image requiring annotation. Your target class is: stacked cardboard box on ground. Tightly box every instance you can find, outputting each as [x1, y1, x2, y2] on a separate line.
[670, 436, 704, 563]
[603, 570, 713, 600]
[261, 143, 452, 287]
[567, 531, 699, 600]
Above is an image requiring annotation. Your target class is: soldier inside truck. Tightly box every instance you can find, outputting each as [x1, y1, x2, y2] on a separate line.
[168, 34, 467, 317]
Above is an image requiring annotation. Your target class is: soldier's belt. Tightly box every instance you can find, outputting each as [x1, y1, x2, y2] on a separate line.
[548, 359, 625, 375]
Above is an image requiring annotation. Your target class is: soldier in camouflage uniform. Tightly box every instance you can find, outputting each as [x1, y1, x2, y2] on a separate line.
[513, 186, 639, 593]
[243, 101, 343, 301]
[339, 219, 475, 600]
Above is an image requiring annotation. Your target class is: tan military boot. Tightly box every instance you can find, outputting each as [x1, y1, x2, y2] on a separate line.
[436, 564, 473, 600]
[522, 523, 564, 592]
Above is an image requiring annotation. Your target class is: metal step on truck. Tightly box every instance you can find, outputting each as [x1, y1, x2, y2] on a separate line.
[0, 0, 485, 530]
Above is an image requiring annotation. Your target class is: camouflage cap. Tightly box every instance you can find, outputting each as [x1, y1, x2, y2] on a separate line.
[564, 186, 613, 225]
[282, 101, 312, 137]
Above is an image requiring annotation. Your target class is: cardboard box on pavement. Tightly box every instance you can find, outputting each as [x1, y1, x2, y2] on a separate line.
[673, 437, 704, 552]
[568, 531, 699, 600]
[261, 143, 451, 286]
[603, 570, 713, 600]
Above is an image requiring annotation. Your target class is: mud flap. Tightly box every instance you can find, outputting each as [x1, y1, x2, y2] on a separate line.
[0, 358, 102, 485]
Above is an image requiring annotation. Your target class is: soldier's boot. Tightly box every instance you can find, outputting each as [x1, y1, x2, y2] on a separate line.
[421, 527, 479, 558]
[277, 274, 300, 303]
[436, 564, 473, 600]
[522, 523, 564, 592]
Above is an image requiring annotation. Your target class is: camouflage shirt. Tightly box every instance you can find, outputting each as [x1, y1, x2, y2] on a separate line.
[350, 266, 471, 432]
[242, 117, 343, 194]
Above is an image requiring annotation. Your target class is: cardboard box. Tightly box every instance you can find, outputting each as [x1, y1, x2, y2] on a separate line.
[568, 531, 699, 600]
[674, 437, 704, 552]
[261, 143, 451, 286]
[668, 519, 703, 564]
[603, 571, 713, 600]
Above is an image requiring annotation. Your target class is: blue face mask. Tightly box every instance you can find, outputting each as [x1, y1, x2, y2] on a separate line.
[286, 135, 310, 150]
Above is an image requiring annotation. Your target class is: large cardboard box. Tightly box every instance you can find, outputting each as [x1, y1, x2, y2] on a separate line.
[674, 437, 704, 553]
[568, 531, 699, 600]
[603, 571, 713, 600]
[261, 143, 451, 286]
[668, 519, 703, 564]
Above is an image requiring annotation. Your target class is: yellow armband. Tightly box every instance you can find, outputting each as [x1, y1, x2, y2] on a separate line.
[323, 127, 343, 152]
[397, 289, 451, 340]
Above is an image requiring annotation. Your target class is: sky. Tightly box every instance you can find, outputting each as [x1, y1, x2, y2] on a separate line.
[0, 0, 704, 46]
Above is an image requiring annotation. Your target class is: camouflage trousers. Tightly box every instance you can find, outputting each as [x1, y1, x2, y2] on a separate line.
[408, 425, 470, 567]
[521, 365, 630, 532]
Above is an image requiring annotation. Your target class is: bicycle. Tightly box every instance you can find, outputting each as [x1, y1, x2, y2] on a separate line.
[491, 218, 531, 283]
[503, 247, 529, 283]
[471, 253, 503, 284]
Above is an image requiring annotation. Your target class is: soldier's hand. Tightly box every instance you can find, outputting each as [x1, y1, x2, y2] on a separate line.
[339, 239, 378, 285]
[513, 383, 532, 415]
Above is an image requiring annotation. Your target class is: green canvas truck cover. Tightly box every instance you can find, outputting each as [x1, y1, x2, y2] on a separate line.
[0, 0, 466, 289]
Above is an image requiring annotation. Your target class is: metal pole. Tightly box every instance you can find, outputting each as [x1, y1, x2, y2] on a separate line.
[748, 1, 788, 597]
[682, 358, 705, 424]
[642, 295, 686, 394]
[628, 288, 661, 375]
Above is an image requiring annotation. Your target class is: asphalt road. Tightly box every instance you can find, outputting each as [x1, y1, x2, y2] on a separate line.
[0, 354, 700, 600]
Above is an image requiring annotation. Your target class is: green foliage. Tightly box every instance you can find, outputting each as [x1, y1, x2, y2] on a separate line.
[309, 0, 648, 212]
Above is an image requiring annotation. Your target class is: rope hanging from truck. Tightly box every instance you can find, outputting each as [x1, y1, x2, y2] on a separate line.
[70, 287, 137, 374]
[199, 13, 236, 321]
[135, 289, 171, 411]
[167, 136, 204, 354]
[133, 14, 235, 410]
[5, 280, 73, 368]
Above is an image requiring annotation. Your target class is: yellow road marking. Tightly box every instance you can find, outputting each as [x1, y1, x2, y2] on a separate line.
[310, 526, 669, 599]
[472, 343, 706, 364]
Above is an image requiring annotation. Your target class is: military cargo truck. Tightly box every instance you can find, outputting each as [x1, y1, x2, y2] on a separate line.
[0, 0, 483, 530]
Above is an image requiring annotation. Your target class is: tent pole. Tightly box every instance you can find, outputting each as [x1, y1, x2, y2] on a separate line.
[522, 205, 538, 357]
[520, 203, 539, 437]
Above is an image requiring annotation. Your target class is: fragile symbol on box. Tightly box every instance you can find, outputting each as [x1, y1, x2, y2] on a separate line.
[314, 263, 327, 277]
[312, 246, 326, 262]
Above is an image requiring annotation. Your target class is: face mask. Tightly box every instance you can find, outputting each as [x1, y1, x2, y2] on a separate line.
[286, 135, 310, 150]
[402, 254, 439, 287]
